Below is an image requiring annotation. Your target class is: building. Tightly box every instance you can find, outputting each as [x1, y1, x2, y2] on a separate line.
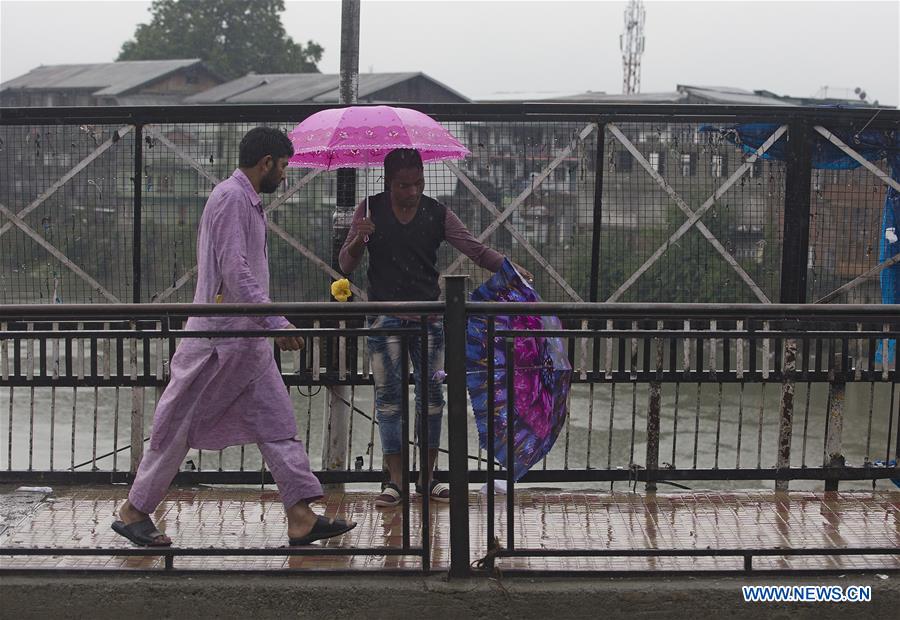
[184, 72, 469, 104]
[0, 59, 223, 107]
[518, 84, 880, 107]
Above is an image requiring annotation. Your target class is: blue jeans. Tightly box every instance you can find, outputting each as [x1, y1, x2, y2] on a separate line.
[367, 316, 445, 455]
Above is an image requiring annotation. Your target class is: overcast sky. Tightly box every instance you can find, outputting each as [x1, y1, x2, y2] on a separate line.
[1, 0, 897, 105]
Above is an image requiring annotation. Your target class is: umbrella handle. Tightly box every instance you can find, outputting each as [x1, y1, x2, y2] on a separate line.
[364, 164, 370, 243]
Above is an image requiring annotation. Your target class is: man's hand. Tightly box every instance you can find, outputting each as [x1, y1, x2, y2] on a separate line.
[512, 262, 534, 283]
[355, 218, 375, 243]
[275, 334, 305, 351]
[346, 218, 376, 261]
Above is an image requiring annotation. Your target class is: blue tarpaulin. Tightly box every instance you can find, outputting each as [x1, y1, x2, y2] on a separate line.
[702, 122, 898, 362]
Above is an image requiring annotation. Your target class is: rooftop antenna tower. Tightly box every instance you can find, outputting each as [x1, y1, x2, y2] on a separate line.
[620, 0, 646, 95]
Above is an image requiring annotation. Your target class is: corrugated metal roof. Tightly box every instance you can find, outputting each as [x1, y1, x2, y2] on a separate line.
[185, 72, 470, 103]
[677, 85, 796, 106]
[316, 73, 469, 103]
[310, 73, 417, 102]
[115, 93, 196, 106]
[186, 72, 337, 103]
[544, 91, 687, 103]
[182, 74, 276, 103]
[0, 59, 205, 95]
[221, 73, 338, 103]
[476, 85, 797, 105]
[474, 90, 586, 102]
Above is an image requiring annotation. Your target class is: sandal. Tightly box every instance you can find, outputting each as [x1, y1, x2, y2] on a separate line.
[288, 515, 356, 546]
[111, 518, 172, 547]
[415, 480, 450, 503]
[374, 482, 403, 508]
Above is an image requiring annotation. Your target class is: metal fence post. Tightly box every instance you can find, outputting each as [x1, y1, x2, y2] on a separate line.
[589, 121, 606, 303]
[645, 321, 663, 492]
[776, 337, 798, 491]
[780, 119, 813, 303]
[824, 352, 846, 491]
[775, 121, 811, 493]
[443, 275, 470, 577]
[133, 123, 143, 304]
[129, 322, 144, 474]
[130, 124, 145, 474]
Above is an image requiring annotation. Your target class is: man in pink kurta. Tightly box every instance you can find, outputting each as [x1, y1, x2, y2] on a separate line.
[112, 128, 355, 547]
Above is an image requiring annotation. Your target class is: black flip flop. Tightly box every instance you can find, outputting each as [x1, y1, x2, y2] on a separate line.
[111, 518, 172, 547]
[288, 515, 356, 546]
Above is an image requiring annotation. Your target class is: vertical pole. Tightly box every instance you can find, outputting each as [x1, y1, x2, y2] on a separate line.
[335, 0, 360, 267]
[775, 120, 810, 492]
[485, 316, 497, 571]
[824, 352, 845, 491]
[645, 321, 663, 492]
[894, 381, 899, 463]
[133, 123, 143, 303]
[322, 0, 361, 481]
[444, 275, 470, 577]
[339, 0, 360, 105]
[419, 318, 431, 572]
[505, 337, 515, 550]
[129, 322, 144, 474]
[780, 119, 812, 303]
[400, 336, 410, 550]
[589, 122, 606, 303]
[776, 337, 798, 491]
[132, 124, 145, 470]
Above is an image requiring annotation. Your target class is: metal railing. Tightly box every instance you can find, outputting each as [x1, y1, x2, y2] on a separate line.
[1, 279, 898, 574]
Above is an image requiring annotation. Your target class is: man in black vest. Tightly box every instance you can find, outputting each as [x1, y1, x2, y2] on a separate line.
[340, 148, 531, 507]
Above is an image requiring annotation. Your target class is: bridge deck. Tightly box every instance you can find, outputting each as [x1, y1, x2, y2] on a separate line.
[1, 486, 898, 572]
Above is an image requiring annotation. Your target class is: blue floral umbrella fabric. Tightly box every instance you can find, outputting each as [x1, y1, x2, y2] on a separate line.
[465, 260, 572, 480]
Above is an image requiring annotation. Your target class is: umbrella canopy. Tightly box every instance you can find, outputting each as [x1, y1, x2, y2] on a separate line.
[288, 105, 470, 169]
[465, 260, 572, 481]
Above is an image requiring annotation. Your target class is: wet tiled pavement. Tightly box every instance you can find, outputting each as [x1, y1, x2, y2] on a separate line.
[1, 486, 898, 572]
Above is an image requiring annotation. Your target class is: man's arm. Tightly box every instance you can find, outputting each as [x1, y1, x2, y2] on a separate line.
[443, 208, 505, 271]
[444, 208, 534, 280]
[339, 200, 375, 274]
[208, 192, 291, 332]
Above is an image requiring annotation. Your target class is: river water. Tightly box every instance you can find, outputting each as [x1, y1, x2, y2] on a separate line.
[2, 377, 896, 492]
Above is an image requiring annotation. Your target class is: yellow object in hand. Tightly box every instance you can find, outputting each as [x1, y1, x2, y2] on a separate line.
[330, 278, 352, 302]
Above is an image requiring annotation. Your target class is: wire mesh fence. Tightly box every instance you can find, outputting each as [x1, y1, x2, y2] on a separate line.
[808, 165, 888, 303]
[0, 123, 135, 303]
[2, 105, 894, 308]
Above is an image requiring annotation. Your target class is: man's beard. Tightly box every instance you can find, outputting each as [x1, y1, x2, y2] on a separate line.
[259, 170, 281, 194]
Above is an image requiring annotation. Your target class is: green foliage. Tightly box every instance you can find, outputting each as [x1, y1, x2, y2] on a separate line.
[118, 0, 324, 79]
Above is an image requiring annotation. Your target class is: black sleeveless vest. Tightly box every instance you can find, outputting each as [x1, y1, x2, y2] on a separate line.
[365, 192, 447, 301]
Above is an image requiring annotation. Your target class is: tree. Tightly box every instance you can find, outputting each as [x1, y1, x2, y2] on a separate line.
[118, 0, 323, 79]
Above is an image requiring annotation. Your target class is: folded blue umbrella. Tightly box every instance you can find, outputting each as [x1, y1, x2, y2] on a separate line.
[465, 259, 572, 481]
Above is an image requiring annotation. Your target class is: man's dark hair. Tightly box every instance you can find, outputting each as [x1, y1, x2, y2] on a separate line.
[238, 127, 294, 168]
[384, 148, 423, 188]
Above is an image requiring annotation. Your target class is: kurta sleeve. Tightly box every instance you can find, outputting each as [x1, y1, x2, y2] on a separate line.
[444, 207, 505, 272]
[338, 200, 369, 274]
[207, 190, 291, 331]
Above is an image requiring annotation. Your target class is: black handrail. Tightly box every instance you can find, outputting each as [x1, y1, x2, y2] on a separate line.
[2, 102, 898, 126]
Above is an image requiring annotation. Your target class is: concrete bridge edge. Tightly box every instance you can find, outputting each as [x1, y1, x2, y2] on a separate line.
[1, 573, 898, 619]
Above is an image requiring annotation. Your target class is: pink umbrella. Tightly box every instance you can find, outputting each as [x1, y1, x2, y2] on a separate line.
[288, 106, 470, 224]
[287, 105, 470, 170]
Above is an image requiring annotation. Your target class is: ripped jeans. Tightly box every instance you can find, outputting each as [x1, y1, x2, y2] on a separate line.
[366, 316, 445, 455]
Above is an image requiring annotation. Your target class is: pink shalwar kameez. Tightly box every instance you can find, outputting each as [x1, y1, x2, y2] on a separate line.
[128, 169, 322, 513]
